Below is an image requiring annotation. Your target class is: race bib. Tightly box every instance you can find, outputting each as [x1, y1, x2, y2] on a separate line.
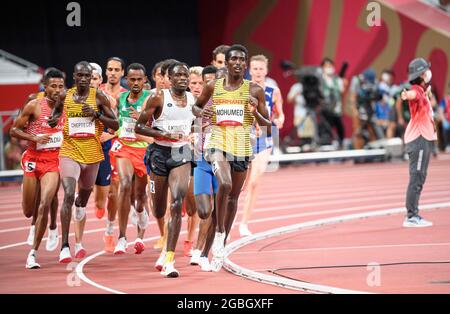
[162, 120, 192, 138]
[111, 140, 123, 153]
[68, 117, 95, 138]
[24, 161, 36, 173]
[119, 118, 136, 142]
[36, 132, 63, 151]
[215, 105, 244, 126]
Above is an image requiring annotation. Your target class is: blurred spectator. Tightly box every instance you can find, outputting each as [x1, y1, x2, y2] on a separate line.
[287, 81, 315, 147]
[375, 70, 399, 135]
[349, 69, 385, 148]
[320, 58, 345, 147]
[438, 84, 450, 152]
[4, 136, 26, 170]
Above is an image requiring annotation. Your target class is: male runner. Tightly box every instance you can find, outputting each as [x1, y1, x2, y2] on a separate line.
[23, 68, 64, 250]
[112, 63, 152, 254]
[189, 65, 218, 271]
[10, 69, 65, 268]
[97, 57, 127, 251]
[136, 61, 196, 277]
[58, 61, 118, 263]
[240, 54, 284, 237]
[211, 45, 230, 69]
[193, 44, 271, 271]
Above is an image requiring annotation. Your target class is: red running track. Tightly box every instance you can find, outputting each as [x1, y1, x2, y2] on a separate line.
[1, 155, 450, 294]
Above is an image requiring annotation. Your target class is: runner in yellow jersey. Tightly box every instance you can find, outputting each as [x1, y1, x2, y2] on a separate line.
[58, 61, 119, 263]
[192, 44, 271, 271]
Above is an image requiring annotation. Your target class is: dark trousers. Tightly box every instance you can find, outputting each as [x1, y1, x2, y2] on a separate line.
[405, 136, 434, 218]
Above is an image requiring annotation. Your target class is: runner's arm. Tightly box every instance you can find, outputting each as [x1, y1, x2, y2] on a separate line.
[94, 90, 119, 131]
[10, 100, 50, 143]
[192, 80, 214, 118]
[250, 83, 272, 135]
[272, 87, 285, 128]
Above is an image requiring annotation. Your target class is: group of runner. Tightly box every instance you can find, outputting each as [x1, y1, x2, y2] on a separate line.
[11, 44, 285, 277]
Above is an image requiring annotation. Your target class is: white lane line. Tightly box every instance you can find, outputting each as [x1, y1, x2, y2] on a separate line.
[233, 242, 450, 255]
[223, 202, 450, 294]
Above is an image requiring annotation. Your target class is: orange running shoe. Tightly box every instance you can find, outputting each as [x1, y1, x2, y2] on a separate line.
[183, 241, 193, 257]
[103, 235, 115, 253]
[95, 207, 105, 219]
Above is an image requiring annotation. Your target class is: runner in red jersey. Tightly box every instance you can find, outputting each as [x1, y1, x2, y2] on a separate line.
[10, 69, 66, 269]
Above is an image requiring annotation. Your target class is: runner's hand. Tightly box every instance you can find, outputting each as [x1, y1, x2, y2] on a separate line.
[248, 95, 258, 114]
[34, 134, 51, 144]
[129, 107, 140, 120]
[201, 107, 214, 119]
[82, 102, 96, 118]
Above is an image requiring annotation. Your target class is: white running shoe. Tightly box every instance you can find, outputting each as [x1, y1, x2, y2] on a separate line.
[59, 247, 72, 263]
[46, 226, 59, 252]
[211, 232, 225, 258]
[129, 205, 138, 226]
[114, 237, 127, 255]
[210, 256, 224, 272]
[26, 250, 40, 269]
[137, 209, 149, 230]
[27, 225, 35, 246]
[199, 256, 212, 272]
[239, 224, 252, 237]
[161, 261, 179, 278]
[73, 206, 86, 222]
[155, 251, 166, 271]
[190, 249, 201, 265]
[403, 215, 433, 228]
[74, 243, 86, 259]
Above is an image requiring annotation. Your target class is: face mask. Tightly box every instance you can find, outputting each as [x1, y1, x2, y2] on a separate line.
[424, 70, 432, 83]
[325, 67, 335, 76]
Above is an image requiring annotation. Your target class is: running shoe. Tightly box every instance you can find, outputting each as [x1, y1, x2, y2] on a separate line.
[95, 207, 105, 219]
[183, 241, 194, 257]
[155, 251, 166, 271]
[210, 256, 224, 272]
[199, 256, 212, 272]
[211, 232, 225, 258]
[25, 251, 40, 269]
[403, 215, 433, 228]
[114, 237, 127, 255]
[161, 261, 179, 278]
[134, 238, 145, 254]
[45, 226, 59, 251]
[239, 224, 252, 237]
[103, 235, 115, 253]
[190, 249, 201, 265]
[59, 247, 72, 264]
[74, 243, 86, 259]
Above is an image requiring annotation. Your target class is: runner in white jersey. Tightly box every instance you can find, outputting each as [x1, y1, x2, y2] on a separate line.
[136, 61, 195, 277]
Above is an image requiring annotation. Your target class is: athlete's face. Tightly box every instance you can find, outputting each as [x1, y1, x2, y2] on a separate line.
[126, 69, 147, 94]
[45, 78, 65, 102]
[189, 73, 204, 97]
[170, 65, 189, 91]
[250, 60, 268, 84]
[213, 53, 226, 69]
[153, 67, 164, 90]
[73, 66, 92, 90]
[106, 60, 124, 85]
[203, 73, 216, 84]
[90, 72, 102, 89]
[226, 50, 247, 77]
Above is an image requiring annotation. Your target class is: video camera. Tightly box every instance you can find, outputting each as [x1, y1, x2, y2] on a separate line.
[356, 70, 383, 122]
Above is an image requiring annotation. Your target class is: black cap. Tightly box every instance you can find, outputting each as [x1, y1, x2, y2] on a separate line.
[408, 58, 430, 82]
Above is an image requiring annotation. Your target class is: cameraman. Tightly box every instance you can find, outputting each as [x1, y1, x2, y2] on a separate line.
[349, 69, 384, 149]
[320, 58, 345, 148]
